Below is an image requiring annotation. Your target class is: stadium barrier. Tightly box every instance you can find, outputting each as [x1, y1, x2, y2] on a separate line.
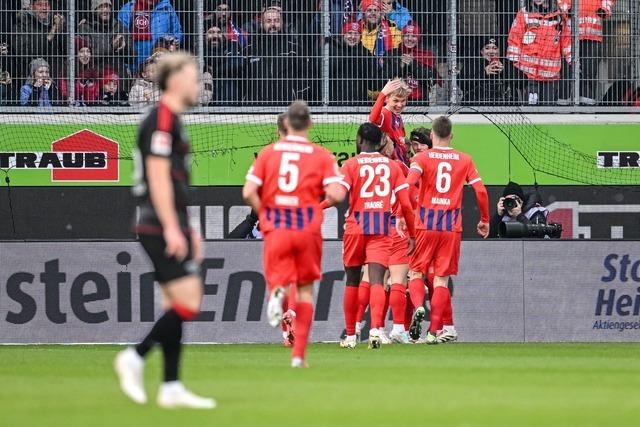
[1, 239, 639, 344]
[1, 0, 638, 111]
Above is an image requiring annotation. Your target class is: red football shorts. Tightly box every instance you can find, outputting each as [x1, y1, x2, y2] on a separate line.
[388, 227, 410, 266]
[342, 233, 392, 268]
[263, 230, 322, 290]
[409, 229, 461, 276]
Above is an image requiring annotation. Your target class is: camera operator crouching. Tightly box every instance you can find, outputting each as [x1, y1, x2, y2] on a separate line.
[489, 181, 562, 239]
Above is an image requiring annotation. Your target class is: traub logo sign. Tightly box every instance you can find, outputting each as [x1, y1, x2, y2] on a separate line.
[0, 129, 119, 182]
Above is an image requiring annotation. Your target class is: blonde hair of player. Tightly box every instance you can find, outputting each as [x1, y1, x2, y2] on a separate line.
[387, 78, 411, 99]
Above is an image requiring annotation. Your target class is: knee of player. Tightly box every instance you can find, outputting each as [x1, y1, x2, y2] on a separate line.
[408, 270, 424, 280]
[297, 283, 315, 303]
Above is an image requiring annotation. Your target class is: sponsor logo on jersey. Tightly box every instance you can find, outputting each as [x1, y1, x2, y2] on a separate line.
[0, 129, 119, 182]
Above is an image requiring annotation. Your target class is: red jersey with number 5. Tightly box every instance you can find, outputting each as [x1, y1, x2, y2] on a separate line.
[410, 147, 482, 233]
[340, 152, 409, 235]
[246, 136, 342, 235]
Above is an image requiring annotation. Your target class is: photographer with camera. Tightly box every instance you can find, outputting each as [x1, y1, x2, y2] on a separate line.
[489, 181, 529, 238]
[489, 181, 562, 239]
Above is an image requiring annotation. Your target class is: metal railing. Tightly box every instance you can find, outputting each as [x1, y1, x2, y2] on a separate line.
[0, 0, 637, 112]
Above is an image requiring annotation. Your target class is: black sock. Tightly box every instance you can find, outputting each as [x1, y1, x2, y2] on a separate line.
[161, 325, 183, 382]
[135, 309, 184, 370]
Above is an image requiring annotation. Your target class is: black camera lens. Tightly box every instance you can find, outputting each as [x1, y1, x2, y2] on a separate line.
[503, 197, 516, 210]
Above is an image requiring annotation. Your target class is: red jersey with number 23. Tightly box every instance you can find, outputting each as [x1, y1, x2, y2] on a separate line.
[410, 147, 482, 233]
[341, 152, 409, 235]
[246, 136, 342, 235]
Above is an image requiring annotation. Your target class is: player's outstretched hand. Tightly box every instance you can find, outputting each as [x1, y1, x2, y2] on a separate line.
[382, 79, 402, 96]
[406, 237, 416, 256]
[164, 225, 189, 261]
[477, 221, 490, 239]
[191, 229, 203, 264]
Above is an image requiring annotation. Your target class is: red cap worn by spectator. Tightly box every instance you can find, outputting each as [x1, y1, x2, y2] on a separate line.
[402, 22, 422, 42]
[101, 68, 119, 88]
[342, 21, 361, 34]
[360, 0, 380, 12]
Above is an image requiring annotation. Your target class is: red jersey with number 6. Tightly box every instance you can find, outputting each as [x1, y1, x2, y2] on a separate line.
[246, 135, 342, 235]
[340, 152, 409, 235]
[410, 147, 482, 233]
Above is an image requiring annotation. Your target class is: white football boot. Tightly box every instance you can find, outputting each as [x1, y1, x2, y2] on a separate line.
[437, 326, 459, 343]
[114, 347, 147, 404]
[157, 382, 216, 409]
[340, 335, 357, 349]
[267, 287, 286, 327]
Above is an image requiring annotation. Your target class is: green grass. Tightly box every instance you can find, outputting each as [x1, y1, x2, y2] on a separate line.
[1, 343, 639, 427]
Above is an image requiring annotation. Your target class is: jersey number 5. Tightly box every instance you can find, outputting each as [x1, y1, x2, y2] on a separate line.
[278, 152, 300, 193]
[436, 161, 452, 193]
[360, 164, 390, 198]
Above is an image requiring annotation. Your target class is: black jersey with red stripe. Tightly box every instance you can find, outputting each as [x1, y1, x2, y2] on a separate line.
[132, 101, 191, 234]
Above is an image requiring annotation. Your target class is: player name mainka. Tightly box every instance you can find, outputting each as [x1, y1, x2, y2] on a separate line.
[428, 152, 460, 160]
[431, 197, 452, 206]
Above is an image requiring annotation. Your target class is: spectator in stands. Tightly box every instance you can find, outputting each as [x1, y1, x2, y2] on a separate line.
[558, 0, 616, 105]
[330, 21, 378, 104]
[20, 57, 60, 106]
[152, 35, 180, 55]
[128, 55, 160, 107]
[384, 22, 438, 102]
[359, 0, 402, 69]
[117, 0, 183, 71]
[12, 0, 67, 81]
[507, 0, 571, 105]
[380, 0, 412, 29]
[460, 37, 516, 104]
[99, 69, 128, 106]
[245, 6, 300, 102]
[0, 42, 10, 105]
[205, 1, 248, 48]
[329, 0, 358, 36]
[60, 37, 100, 106]
[78, 0, 134, 93]
[204, 25, 242, 102]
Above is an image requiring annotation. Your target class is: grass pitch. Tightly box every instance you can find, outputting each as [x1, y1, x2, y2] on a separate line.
[1, 343, 639, 427]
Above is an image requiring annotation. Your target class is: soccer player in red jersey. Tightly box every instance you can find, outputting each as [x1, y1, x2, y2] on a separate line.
[406, 116, 490, 344]
[387, 128, 432, 343]
[369, 79, 411, 165]
[334, 123, 416, 349]
[243, 101, 345, 367]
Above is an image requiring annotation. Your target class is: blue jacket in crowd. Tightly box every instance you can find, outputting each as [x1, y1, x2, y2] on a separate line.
[117, 0, 183, 70]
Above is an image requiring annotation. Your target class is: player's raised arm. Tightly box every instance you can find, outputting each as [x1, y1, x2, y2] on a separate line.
[369, 80, 402, 125]
[467, 161, 490, 238]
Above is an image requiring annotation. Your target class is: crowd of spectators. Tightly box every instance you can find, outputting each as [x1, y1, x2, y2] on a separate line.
[0, 0, 636, 107]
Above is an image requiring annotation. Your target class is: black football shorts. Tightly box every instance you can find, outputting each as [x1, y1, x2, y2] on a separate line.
[139, 233, 200, 284]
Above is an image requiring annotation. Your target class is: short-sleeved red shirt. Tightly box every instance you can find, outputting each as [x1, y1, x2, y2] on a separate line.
[410, 147, 482, 233]
[246, 136, 342, 235]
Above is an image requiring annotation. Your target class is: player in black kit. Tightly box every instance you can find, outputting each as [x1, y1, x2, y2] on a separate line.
[115, 52, 215, 409]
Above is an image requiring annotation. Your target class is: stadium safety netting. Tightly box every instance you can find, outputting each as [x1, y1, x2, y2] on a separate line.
[2, 108, 640, 187]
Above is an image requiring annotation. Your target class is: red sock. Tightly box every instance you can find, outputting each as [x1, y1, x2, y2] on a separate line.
[292, 301, 313, 360]
[389, 284, 406, 327]
[369, 284, 386, 329]
[408, 278, 426, 310]
[443, 291, 454, 326]
[425, 273, 435, 303]
[343, 285, 359, 336]
[383, 288, 390, 324]
[357, 281, 370, 322]
[429, 286, 450, 333]
[280, 294, 289, 332]
[404, 293, 414, 331]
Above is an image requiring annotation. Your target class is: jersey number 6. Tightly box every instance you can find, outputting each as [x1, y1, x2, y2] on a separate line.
[436, 161, 452, 193]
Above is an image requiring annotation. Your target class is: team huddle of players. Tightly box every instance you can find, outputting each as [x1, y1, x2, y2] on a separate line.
[244, 78, 491, 368]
